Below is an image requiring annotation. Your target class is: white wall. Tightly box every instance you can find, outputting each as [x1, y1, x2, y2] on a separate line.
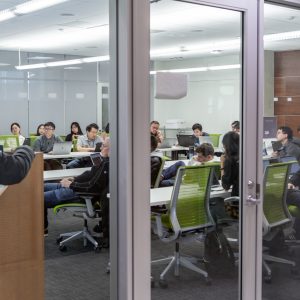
[0, 50, 108, 136]
[153, 55, 241, 134]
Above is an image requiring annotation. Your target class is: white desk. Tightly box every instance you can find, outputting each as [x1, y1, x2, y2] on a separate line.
[150, 186, 230, 206]
[43, 151, 91, 160]
[0, 185, 7, 196]
[44, 167, 91, 181]
[164, 157, 220, 169]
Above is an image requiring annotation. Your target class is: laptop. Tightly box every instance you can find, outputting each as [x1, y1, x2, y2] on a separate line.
[90, 152, 103, 166]
[51, 142, 72, 155]
[177, 134, 195, 147]
[271, 141, 283, 152]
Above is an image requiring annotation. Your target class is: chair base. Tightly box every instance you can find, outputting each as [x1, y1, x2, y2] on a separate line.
[152, 245, 209, 285]
[57, 226, 100, 251]
[263, 253, 296, 282]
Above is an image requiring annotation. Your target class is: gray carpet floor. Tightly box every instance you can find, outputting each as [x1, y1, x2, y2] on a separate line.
[45, 211, 300, 300]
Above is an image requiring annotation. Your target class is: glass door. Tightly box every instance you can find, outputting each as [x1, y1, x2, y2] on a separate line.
[110, 0, 261, 299]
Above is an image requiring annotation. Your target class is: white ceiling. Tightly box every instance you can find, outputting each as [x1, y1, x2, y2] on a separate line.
[0, 0, 299, 62]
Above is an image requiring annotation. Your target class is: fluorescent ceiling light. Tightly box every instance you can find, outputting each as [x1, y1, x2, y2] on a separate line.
[0, 62, 10, 66]
[150, 64, 241, 74]
[64, 66, 82, 70]
[0, 9, 15, 22]
[264, 30, 300, 42]
[0, 0, 69, 23]
[14, 0, 69, 15]
[15, 55, 110, 70]
[28, 56, 54, 60]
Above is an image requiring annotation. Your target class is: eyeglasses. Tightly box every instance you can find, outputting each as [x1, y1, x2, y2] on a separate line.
[44, 127, 54, 131]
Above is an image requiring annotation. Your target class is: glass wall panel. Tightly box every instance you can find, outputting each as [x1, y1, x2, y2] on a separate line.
[262, 3, 300, 299]
[0, 0, 110, 299]
[150, 1, 242, 299]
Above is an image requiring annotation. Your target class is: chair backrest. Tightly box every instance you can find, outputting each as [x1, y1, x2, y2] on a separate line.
[30, 135, 39, 147]
[153, 156, 165, 188]
[263, 162, 293, 233]
[168, 164, 217, 234]
[209, 134, 221, 147]
[0, 135, 19, 150]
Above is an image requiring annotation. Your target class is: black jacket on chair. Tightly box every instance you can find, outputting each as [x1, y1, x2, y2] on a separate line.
[0, 145, 35, 185]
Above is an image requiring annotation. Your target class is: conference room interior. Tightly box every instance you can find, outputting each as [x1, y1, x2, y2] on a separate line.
[1, 1, 300, 300]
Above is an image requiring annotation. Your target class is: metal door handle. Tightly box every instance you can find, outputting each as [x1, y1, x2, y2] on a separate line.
[246, 195, 261, 206]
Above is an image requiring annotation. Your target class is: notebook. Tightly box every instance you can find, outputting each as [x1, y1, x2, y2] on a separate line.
[176, 134, 195, 147]
[271, 141, 283, 152]
[51, 142, 72, 155]
[90, 152, 103, 166]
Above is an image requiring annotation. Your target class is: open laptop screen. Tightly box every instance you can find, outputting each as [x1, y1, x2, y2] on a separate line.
[90, 153, 103, 166]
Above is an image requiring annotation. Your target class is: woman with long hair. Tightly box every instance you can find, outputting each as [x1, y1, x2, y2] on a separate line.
[11, 122, 25, 145]
[220, 131, 239, 196]
[36, 124, 45, 136]
[65, 122, 83, 141]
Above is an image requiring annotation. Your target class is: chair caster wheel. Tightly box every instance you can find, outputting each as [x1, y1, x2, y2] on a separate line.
[59, 245, 67, 252]
[159, 279, 168, 288]
[205, 277, 212, 286]
[264, 276, 271, 283]
[56, 237, 63, 245]
[94, 246, 101, 253]
[291, 267, 298, 275]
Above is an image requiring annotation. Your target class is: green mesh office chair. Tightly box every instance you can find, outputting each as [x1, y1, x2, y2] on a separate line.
[152, 164, 218, 287]
[0, 135, 19, 151]
[29, 136, 39, 147]
[153, 157, 166, 188]
[54, 194, 103, 252]
[209, 134, 222, 148]
[263, 162, 297, 283]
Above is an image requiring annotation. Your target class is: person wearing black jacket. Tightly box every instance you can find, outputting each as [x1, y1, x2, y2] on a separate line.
[0, 145, 35, 185]
[43, 138, 110, 232]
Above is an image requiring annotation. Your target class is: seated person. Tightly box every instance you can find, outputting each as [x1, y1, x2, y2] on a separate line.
[231, 120, 240, 133]
[33, 121, 63, 153]
[33, 121, 63, 170]
[11, 122, 25, 146]
[273, 126, 300, 164]
[188, 143, 219, 185]
[192, 123, 209, 146]
[44, 138, 110, 238]
[150, 120, 164, 147]
[65, 121, 83, 142]
[150, 134, 184, 187]
[67, 123, 103, 169]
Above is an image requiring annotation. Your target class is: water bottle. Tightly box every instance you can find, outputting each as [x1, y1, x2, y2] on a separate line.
[188, 146, 194, 159]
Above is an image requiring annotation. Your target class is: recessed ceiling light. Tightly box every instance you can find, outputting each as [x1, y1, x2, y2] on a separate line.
[60, 13, 74, 17]
[64, 66, 82, 70]
[191, 29, 203, 33]
[0, 63, 10, 66]
[210, 49, 223, 54]
[28, 56, 54, 60]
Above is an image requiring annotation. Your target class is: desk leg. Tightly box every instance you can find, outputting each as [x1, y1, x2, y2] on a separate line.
[171, 151, 179, 160]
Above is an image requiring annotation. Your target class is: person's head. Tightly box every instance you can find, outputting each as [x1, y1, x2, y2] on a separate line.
[86, 123, 99, 140]
[192, 123, 203, 137]
[231, 120, 240, 133]
[70, 122, 83, 135]
[195, 143, 215, 163]
[10, 122, 21, 135]
[101, 137, 110, 157]
[277, 126, 293, 143]
[36, 124, 45, 136]
[44, 122, 56, 139]
[222, 131, 239, 158]
[151, 134, 158, 152]
[150, 121, 160, 135]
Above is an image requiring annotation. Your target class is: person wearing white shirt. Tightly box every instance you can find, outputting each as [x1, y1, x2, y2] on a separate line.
[10, 122, 25, 146]
[188, 143, 215, 166]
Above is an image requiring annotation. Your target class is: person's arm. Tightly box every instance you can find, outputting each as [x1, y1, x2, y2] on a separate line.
[32, 138, 42, 152]
[0, 146, 35, 185]
[76, 136, 95, 152]
[221, 158, 232, 191]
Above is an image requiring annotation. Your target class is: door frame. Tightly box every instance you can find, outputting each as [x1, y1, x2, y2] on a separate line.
[109, 0, 263, 299]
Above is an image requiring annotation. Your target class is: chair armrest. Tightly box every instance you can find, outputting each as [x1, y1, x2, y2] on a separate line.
[76, 191, 100, 197]
[224, 196, 240, 204]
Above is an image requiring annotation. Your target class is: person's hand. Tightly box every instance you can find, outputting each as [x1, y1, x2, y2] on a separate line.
[60, 178, 72, 188]
[220, 154, 226, 163]
[288, 183, 295, 190]
[272, 151, 278, 157]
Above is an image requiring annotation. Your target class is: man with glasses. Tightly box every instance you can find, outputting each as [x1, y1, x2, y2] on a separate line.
[33, 121, 63, 153]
